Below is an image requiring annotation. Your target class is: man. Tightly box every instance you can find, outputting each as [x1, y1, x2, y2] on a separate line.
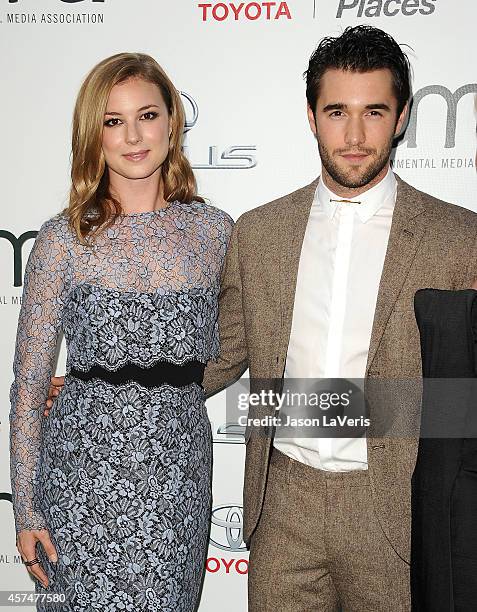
[202, 25, 477, 611]
[48, 26, 477, 612]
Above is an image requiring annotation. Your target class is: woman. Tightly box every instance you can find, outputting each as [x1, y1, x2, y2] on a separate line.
[9, 53, 232, 611]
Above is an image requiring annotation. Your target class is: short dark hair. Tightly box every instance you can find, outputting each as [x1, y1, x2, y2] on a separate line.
[305, 25, 412, 116]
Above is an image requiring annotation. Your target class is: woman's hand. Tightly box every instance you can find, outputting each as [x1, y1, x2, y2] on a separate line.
[16, 529, 58, 588]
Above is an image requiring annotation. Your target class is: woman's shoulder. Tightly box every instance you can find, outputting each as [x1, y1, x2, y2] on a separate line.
[24, 213, 76, 273]
[34, 212, 76, 253]
[37, 211, 71, 237]
[179, 200, 234, 234]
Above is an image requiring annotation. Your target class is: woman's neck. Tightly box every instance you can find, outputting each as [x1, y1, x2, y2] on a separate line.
[109, 170, 168, 214]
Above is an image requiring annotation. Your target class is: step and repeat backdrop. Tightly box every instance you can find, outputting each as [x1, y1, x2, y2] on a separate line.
[0, 0, 476, 610]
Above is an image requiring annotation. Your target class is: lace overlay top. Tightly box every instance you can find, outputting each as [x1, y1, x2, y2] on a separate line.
[9, 200, 233, 533]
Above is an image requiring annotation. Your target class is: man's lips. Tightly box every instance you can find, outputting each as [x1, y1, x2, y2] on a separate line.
[123, 150, 149, 161]
[340, 152, 371, 162]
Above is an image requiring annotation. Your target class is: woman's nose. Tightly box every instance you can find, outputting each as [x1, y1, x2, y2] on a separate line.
[126, 124, 142, 145]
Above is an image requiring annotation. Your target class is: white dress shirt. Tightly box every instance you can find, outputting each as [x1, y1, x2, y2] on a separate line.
[274, 168, 397, 471]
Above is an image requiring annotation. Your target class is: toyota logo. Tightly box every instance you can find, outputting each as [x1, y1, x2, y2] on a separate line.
[210, 504, 246, 552]
[180, 91, 199, 133]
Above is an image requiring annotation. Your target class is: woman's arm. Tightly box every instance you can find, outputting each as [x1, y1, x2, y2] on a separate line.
[9, 217, 71, 584]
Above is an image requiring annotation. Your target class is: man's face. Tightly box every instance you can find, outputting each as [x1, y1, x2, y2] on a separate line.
[308, 68, 407, 194]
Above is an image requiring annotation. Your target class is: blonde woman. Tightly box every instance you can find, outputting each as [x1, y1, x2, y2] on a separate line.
[9, 53, 232, 611]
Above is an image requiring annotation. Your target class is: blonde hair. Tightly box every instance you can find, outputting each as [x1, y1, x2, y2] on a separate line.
[67, 52, 203, 242]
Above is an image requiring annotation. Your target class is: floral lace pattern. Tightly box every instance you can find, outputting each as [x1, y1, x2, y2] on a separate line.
[9, 201, 232, 610]
[64, 284, 219, 371]
[36, 379, 211, 612]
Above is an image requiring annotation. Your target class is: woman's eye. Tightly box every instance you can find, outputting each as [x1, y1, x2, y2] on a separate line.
[104, 118, 121, 127]
[142, 111, 159, 120]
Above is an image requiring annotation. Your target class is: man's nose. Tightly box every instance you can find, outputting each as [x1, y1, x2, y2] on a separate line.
[344, 118, 365, 147]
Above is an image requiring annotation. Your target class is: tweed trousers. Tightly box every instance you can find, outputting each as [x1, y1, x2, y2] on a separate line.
[248, 449, 411, 612]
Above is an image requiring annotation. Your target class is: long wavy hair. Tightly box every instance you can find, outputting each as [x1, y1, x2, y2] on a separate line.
[67, 52, 203, 243]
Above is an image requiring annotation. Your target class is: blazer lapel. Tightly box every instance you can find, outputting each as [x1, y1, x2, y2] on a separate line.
[366, 176, 429, 375]
[278, 179, 318, 364]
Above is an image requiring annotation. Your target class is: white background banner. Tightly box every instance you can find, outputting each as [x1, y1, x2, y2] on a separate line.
[1, 1, 476, 610]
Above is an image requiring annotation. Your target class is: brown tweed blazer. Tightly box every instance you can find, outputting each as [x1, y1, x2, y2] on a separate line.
[203, 174, 477, 563]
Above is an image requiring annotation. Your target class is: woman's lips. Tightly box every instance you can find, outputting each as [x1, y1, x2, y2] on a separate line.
[123, 150, 149, 162]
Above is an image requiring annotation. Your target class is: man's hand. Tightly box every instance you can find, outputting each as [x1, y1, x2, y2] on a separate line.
[44, 376, 65, 417]
[472, 278, 477, 290]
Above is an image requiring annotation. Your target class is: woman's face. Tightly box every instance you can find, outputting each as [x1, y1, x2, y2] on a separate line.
[102, 77, 171, 183]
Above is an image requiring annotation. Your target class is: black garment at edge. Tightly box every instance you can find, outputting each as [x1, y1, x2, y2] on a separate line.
[412, 289, 477, 612]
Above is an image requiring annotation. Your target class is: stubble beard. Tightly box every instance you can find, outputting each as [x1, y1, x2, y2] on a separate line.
[317, 133, 394, 190]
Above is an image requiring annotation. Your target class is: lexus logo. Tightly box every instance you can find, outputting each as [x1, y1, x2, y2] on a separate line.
[213, 421, 245, 444]
[179, 91, 257, 169]
[210, 504, 246, 552]
[180, 91, 199, 133]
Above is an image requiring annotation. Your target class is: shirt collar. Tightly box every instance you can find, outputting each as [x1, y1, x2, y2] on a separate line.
[314, 167, 397, 223]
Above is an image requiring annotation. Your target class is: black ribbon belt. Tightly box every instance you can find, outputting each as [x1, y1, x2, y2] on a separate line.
[70, 360, 205, 388]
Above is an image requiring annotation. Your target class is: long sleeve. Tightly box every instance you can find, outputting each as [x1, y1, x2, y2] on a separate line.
[203, 217, 249, 397]
[9, 217, 72, 534]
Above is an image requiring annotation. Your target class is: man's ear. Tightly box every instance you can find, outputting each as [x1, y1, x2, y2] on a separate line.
[394, 101, 409, 138]
[307, 103, 317, 137]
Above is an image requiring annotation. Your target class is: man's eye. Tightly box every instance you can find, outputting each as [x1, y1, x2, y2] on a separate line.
[104, 118, 121, 127]
[368, 110, 383, 117]
[330, 111, 343, 117]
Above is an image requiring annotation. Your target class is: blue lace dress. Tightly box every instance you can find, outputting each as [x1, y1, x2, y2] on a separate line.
[9, 201, 233, 611]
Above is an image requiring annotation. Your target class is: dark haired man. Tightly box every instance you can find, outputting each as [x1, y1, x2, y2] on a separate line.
[47, 25, 477, 612]
[203, 25, 477, 611]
